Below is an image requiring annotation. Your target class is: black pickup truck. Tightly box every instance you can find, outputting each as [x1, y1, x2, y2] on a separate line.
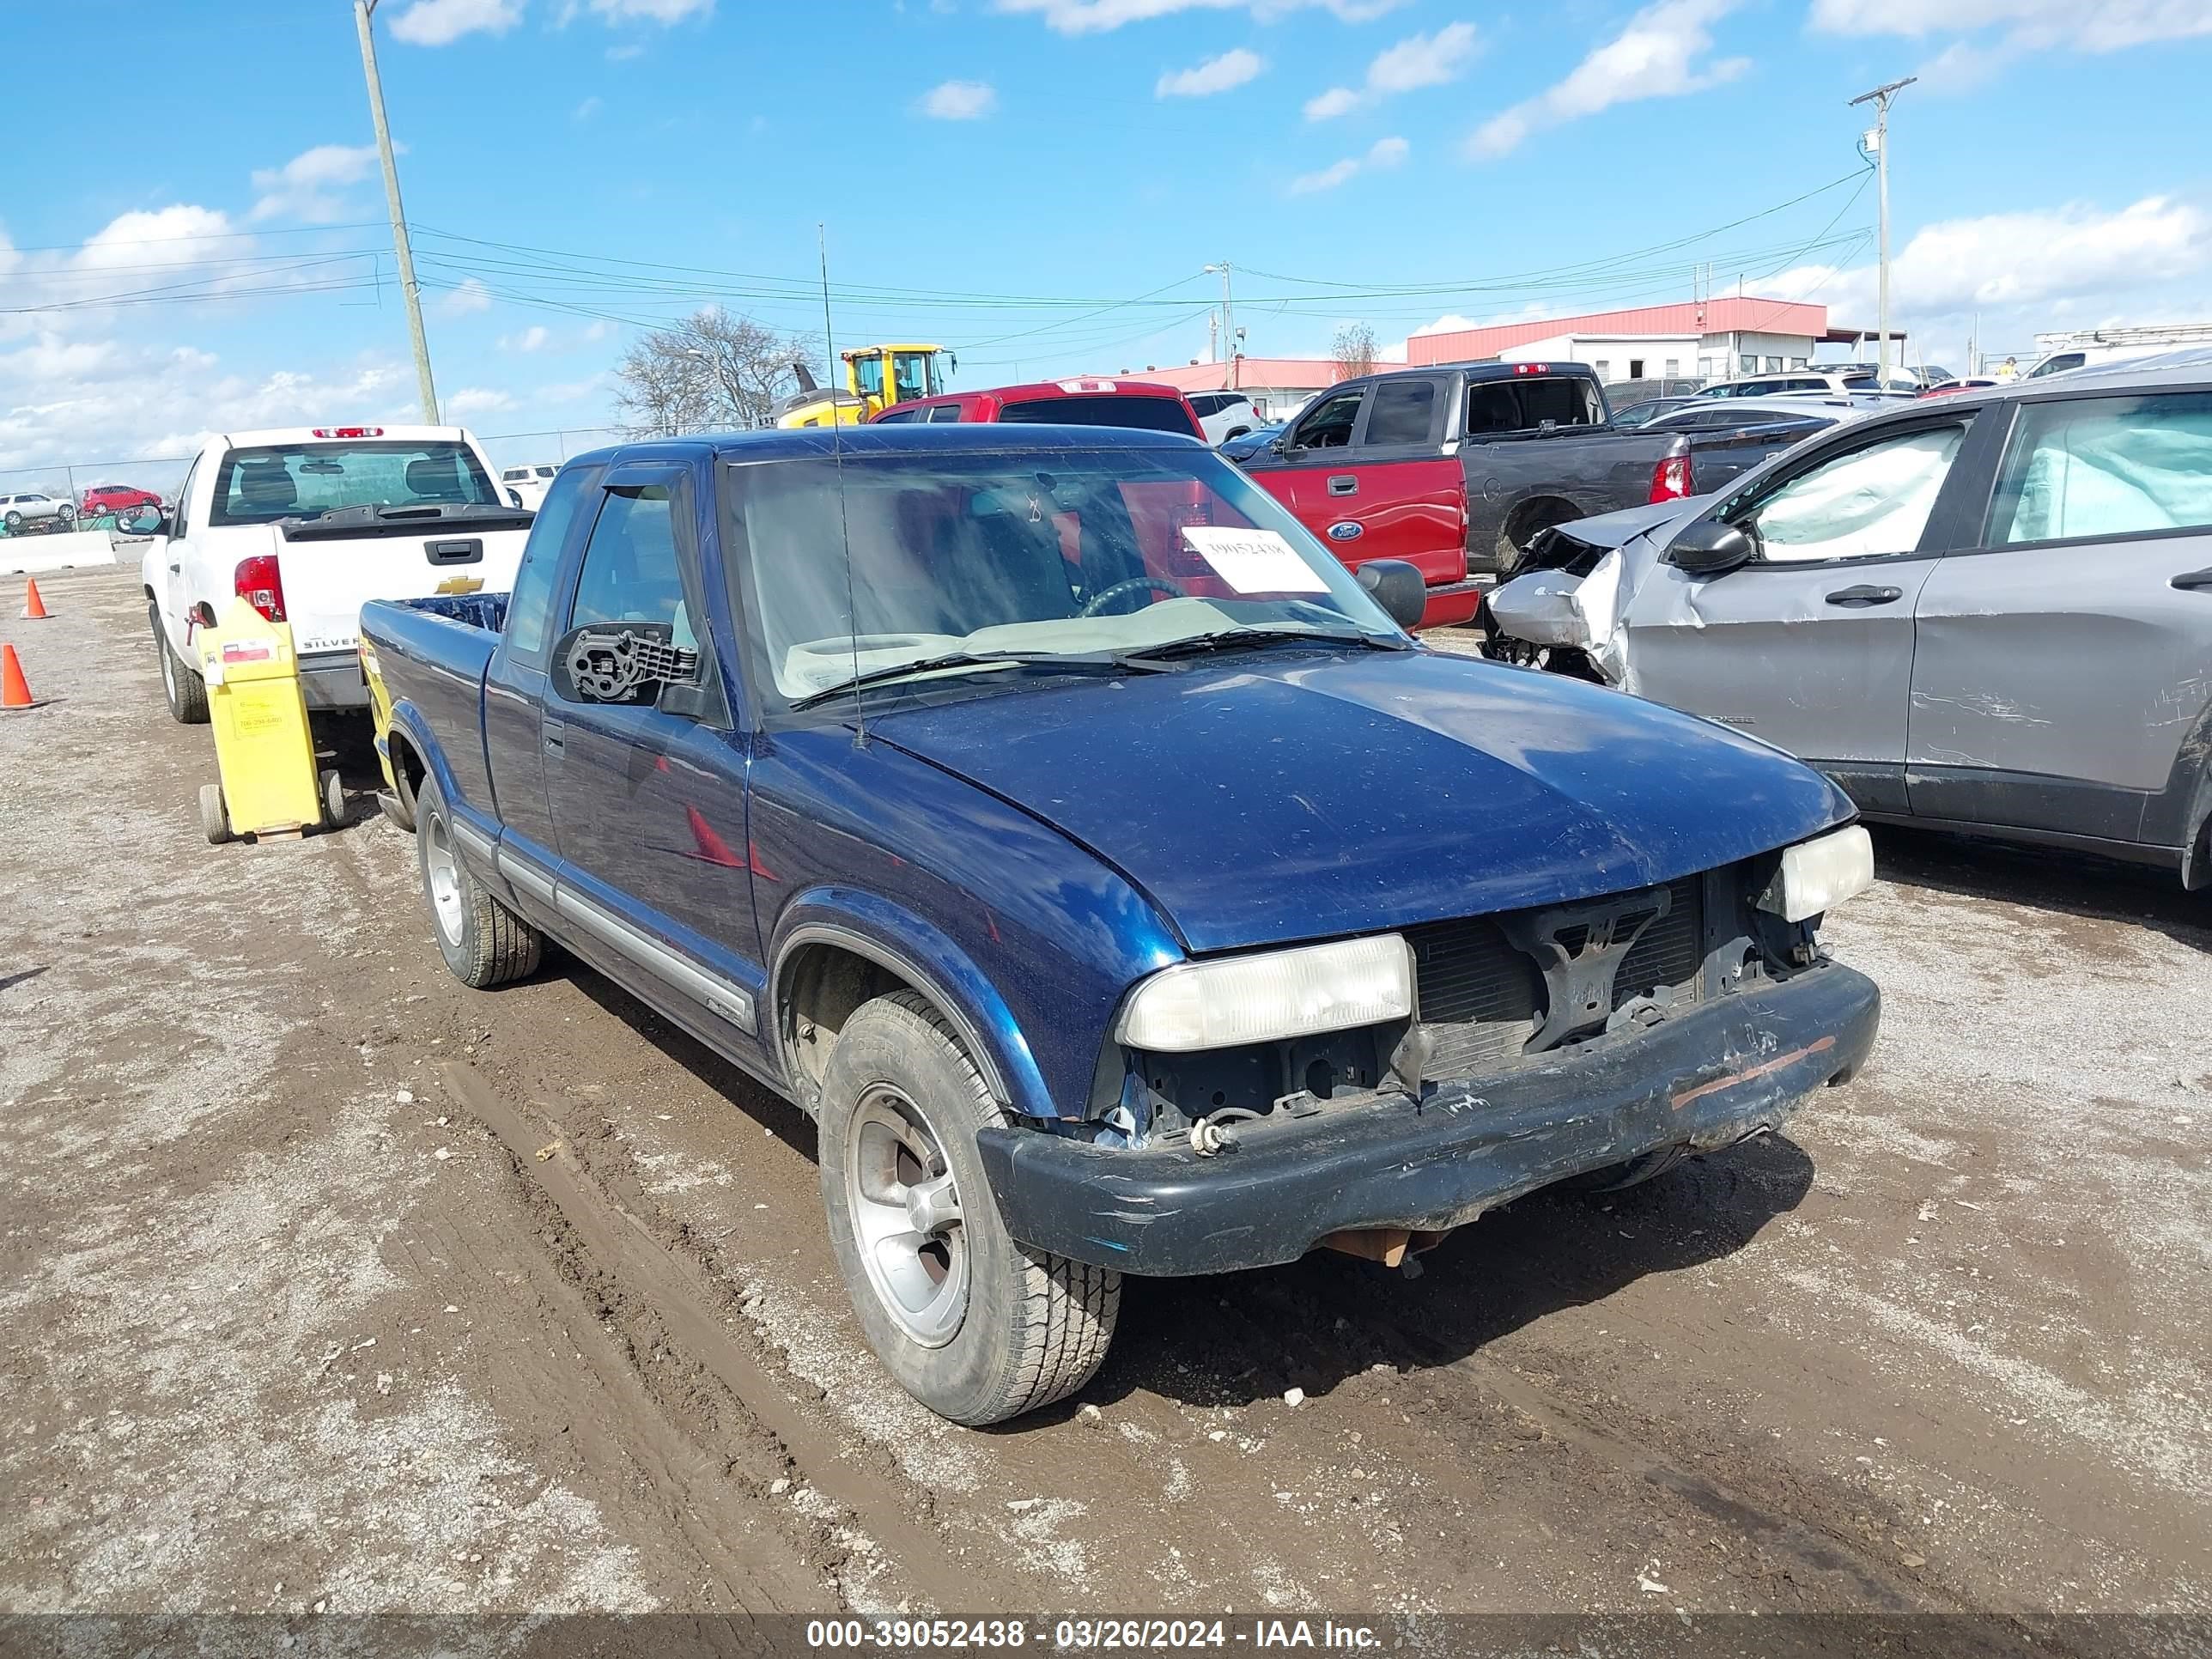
[1235, 362, 1697, 624]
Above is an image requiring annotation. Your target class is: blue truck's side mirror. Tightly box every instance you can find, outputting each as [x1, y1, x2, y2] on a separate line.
[1356, 559, 1425, 631]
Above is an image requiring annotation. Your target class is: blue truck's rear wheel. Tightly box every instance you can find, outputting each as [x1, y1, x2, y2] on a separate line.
[817, 990, 1119, 1425]
[414, 771, 541, 989]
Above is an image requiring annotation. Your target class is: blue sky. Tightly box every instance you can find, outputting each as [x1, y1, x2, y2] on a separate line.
[4, 0, 2210, 483]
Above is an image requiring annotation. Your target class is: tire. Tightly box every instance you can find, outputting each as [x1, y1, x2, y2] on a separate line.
[1493, 501, 1578, 579]
[152, 601, 210, 724]
[414, 770, 540, 988]
[818, 990, 1120, 1425]
[319, 769, 346, 829]
[3, 511, 20, 531]
[198, 783, 230, 846]
[57, 504, 73, 522]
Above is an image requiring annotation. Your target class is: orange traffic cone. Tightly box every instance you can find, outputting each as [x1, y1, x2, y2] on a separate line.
[0, 642, 36, 709]
[20, 579, 49, 620]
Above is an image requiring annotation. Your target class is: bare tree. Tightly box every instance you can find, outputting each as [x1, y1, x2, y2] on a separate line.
[613, 307, 823, 436]
[1332, 322, 1379, 380]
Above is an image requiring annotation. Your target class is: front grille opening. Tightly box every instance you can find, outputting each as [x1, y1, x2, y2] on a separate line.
[1413, 872, 1714, 1079]
[1613, 876, 1705, 1011]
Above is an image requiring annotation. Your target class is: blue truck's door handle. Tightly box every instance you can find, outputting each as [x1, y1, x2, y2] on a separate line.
[2169, 566, 2212, 591]
[1826, 584, 1903, 606]
[1327, 475, 1358, 496]
[542, 725, 566, 753]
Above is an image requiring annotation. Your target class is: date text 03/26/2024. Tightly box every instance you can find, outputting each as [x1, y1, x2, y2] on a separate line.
[805, 1619, 1382, 1650]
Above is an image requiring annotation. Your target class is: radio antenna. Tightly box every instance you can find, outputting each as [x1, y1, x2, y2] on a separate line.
[818, 222, 865, 747]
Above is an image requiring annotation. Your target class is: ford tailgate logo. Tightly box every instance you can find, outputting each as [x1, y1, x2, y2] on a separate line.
[1327, 521, 1363, 541]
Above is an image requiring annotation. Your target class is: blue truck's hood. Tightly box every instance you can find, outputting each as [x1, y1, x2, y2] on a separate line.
[867, 649, 1853, 956]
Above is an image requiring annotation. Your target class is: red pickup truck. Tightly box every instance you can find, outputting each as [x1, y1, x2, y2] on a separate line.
[1235, 362, 1696, 629]
[875, 376, 1206, 439]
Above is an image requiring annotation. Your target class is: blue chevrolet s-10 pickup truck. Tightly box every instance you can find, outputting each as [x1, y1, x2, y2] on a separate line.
[359, 422, 1881, 1425]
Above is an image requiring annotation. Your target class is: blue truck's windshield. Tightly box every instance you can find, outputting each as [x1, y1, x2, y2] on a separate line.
[730, 447, 1401, 703]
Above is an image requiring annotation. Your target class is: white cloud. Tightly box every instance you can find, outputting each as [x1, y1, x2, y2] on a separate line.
[1156, 46, 1265, 96]
[248, 143, 380, 222]
[1467, 0, 1745, 157]
[918, 79, 998, 118]
[501, 325, 552, 352]
[606, 41, 646, 58]
[1759, 196, 2212, 322]
[574, 94, 604, 119]
[1291, 134, 1407, 193]
[1304, 20, 1477, 118]
[1745, 194, 2212, 367]
[387, 0, 525, 46]
[441, 277, 495, 317]
[445, 386, 518, 416]
[1811, 0, 2212, 51]
[997, 0, 1403, 34]
[0, 334, 414, 475]
[584, 0, 712, 19]
[73, 206, 238, 272]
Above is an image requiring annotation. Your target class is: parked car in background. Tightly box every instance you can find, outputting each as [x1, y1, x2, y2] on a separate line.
[1635, 394, 1880, 493]
[140, 424, 533, 724]
[1611, 396, 1698, 428]
[81, 483, 163, 519]
[873, 376, 1206, 439]
[359, 422, 1881, 1425]
[1185, 390, 1264, 444]
[1218, 421, 1285, 462]
[1920, 377, 1999, 398]
[1234, 361, 1698, 620]
[1, 492, 76, 531]
[498, 462, 560, 511]
[1602, 375, 1705, 411]
[1698, 368, 1917, 401]
[1480, 353, 2212, 887]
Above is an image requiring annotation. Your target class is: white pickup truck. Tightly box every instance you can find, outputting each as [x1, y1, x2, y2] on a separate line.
[141, 424, 533, 722]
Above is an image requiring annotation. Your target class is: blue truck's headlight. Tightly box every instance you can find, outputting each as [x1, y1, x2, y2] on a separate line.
[1758, 825, 1875, 923]
[1116, 935, 1416, 1053]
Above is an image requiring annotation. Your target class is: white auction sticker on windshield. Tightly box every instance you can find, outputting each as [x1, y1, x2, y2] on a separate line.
[1180, 526, 1329, 595]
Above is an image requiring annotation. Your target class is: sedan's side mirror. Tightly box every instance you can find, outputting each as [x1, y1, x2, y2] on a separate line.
[1356, 558, 1426, 631]
[1667, 518, 1755, 577]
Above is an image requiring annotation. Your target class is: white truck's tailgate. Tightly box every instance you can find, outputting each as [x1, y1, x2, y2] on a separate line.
[276, 507, 531, 657]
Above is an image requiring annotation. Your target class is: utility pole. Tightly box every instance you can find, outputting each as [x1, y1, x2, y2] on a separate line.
[1850, 76, 1915, 383]
[1203, 261, 1235, 373]
[356, 0, 440, 423]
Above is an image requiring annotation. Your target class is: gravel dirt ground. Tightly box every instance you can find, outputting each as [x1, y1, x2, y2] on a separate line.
[3, 569, 2208, 1640]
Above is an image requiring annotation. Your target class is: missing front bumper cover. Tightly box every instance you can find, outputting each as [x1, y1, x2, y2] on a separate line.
[975, 963, 1879, 1277]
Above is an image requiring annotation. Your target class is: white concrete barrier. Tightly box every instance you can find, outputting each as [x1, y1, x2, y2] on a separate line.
[1, 529, 125, 575]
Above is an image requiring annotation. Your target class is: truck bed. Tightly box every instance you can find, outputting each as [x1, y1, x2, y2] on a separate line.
[361, 593, 511, 818]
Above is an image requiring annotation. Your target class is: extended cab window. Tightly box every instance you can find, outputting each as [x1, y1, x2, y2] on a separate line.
[569, 484, 687, 635]
[1291, 386, 1364, 449]
[927, 404, 967, 422]
[1465, 376, 1600, 435]
[1731, 422, 1969, 563]
[1988, 391, 2212, 545]
[997, 395, 1196, 434]
[504, 464, 599, 657]
[209, 441, 501, 526]
[1364, 379, 1437, 446]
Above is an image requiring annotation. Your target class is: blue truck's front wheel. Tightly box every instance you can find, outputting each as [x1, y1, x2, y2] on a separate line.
[817, 990, 1120, 1426]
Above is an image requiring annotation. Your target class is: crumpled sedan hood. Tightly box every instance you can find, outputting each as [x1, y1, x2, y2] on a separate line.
[867, 649, 1853, 955]
[1540, 495, 1709, 559]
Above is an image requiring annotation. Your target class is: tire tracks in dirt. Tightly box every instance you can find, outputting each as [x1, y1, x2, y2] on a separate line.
[443, 1061, 1035, 1614]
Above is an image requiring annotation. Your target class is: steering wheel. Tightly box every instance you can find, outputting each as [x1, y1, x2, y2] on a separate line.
[1077, 574, 1192, 617]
